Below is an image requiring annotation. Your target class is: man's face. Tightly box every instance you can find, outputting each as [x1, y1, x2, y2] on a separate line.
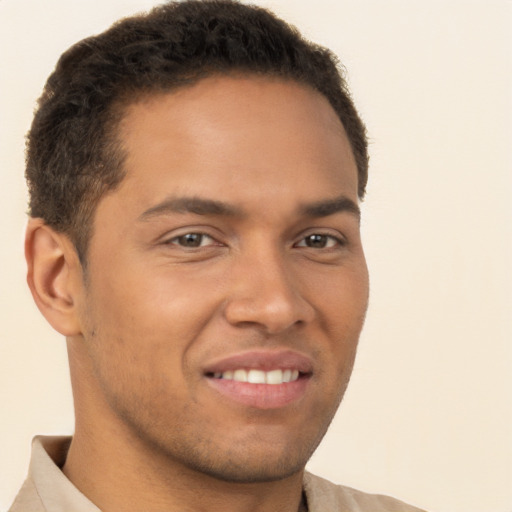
[76, 76, 369, 483]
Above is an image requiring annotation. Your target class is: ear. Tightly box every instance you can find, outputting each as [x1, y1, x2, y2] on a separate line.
[25, 218, 84, 336]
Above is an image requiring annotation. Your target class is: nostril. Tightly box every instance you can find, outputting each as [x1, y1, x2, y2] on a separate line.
[223, 294, 314, 335]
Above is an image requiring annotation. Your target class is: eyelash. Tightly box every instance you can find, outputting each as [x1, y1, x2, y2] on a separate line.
[295, 233, 345, 249]
[165, 232, 345, 250]
[166, 233, 219, 248]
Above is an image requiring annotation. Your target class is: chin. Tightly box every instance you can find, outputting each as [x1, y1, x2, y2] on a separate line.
[141, 424, 320, 484]
[182, 451, 308, 484]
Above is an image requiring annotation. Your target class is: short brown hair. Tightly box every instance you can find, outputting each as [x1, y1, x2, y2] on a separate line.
[26, 0, 368, 263]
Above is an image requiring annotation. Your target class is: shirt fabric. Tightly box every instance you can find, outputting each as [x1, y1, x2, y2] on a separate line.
[9, 436, 427, 512]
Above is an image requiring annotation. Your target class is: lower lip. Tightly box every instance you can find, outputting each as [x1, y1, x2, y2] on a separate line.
[205, 376, 310, 409]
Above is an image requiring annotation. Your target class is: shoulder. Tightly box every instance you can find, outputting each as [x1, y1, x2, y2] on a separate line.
[303, 472, 428, 512]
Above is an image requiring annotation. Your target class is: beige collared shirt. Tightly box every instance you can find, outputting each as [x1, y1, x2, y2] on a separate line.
[9, 436, 427, 512]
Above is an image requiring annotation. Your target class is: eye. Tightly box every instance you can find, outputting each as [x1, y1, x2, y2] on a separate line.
[167, 233, 217, 248]
[295, 234, 343, 249]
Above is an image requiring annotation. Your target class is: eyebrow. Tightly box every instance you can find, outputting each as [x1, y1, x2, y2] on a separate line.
[139, 196, 243, 221]
[300, 195, 361, 220]
[138, 194, 360, 222]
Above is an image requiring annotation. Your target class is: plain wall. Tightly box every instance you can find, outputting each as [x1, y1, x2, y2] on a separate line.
[1, 1, 511, 511]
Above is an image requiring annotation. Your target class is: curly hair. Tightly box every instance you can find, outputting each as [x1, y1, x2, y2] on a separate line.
[26, 0, 368, 263]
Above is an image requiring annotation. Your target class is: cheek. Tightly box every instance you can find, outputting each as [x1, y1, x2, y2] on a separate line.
[82, 261, 223, 386]
[312, 260, 369, 326]
[89, 255, 219, 330]
[313, 262, 369, 369]
[80, 279, 203, 421]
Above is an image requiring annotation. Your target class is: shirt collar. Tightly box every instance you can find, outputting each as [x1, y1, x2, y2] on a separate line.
[29, 436, 100, 512]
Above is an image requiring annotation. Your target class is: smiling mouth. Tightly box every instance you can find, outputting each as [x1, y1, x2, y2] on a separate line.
[202, 350, 313, 409]
[204, 368, 311, 409]
[206, 368, 302, 385]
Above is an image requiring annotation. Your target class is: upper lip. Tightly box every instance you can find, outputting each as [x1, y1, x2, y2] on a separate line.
[202, 349, 314, 375]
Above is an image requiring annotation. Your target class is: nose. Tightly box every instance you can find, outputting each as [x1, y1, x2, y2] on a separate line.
[223, 247, 315, 334]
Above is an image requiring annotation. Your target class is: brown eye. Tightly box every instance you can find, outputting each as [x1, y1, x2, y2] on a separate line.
[306, 234, 328, 248]
[295, 234, 341, 249]
[170, 233, 215, 248]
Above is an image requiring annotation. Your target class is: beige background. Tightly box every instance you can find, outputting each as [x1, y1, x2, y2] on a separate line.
[1, 1, 511, 511]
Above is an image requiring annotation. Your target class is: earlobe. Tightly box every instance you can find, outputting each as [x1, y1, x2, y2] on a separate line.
[25, 218, 83, 336]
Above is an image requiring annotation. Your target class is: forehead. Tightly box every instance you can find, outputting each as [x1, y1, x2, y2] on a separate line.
[110, 75, 358, 213]
[121, 75, 344, 130]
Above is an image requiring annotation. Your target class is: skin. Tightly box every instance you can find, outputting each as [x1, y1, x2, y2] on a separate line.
[26, 76, 369, 512]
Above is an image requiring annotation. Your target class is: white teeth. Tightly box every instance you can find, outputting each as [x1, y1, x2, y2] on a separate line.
[213, 368, 300, 384]
[247, 369, 266, 384]
[233, 369, 247, 382]
[266, 369, 283, 385]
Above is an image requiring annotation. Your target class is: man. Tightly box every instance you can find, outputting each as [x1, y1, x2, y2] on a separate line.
[9, 1, 427, 511]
